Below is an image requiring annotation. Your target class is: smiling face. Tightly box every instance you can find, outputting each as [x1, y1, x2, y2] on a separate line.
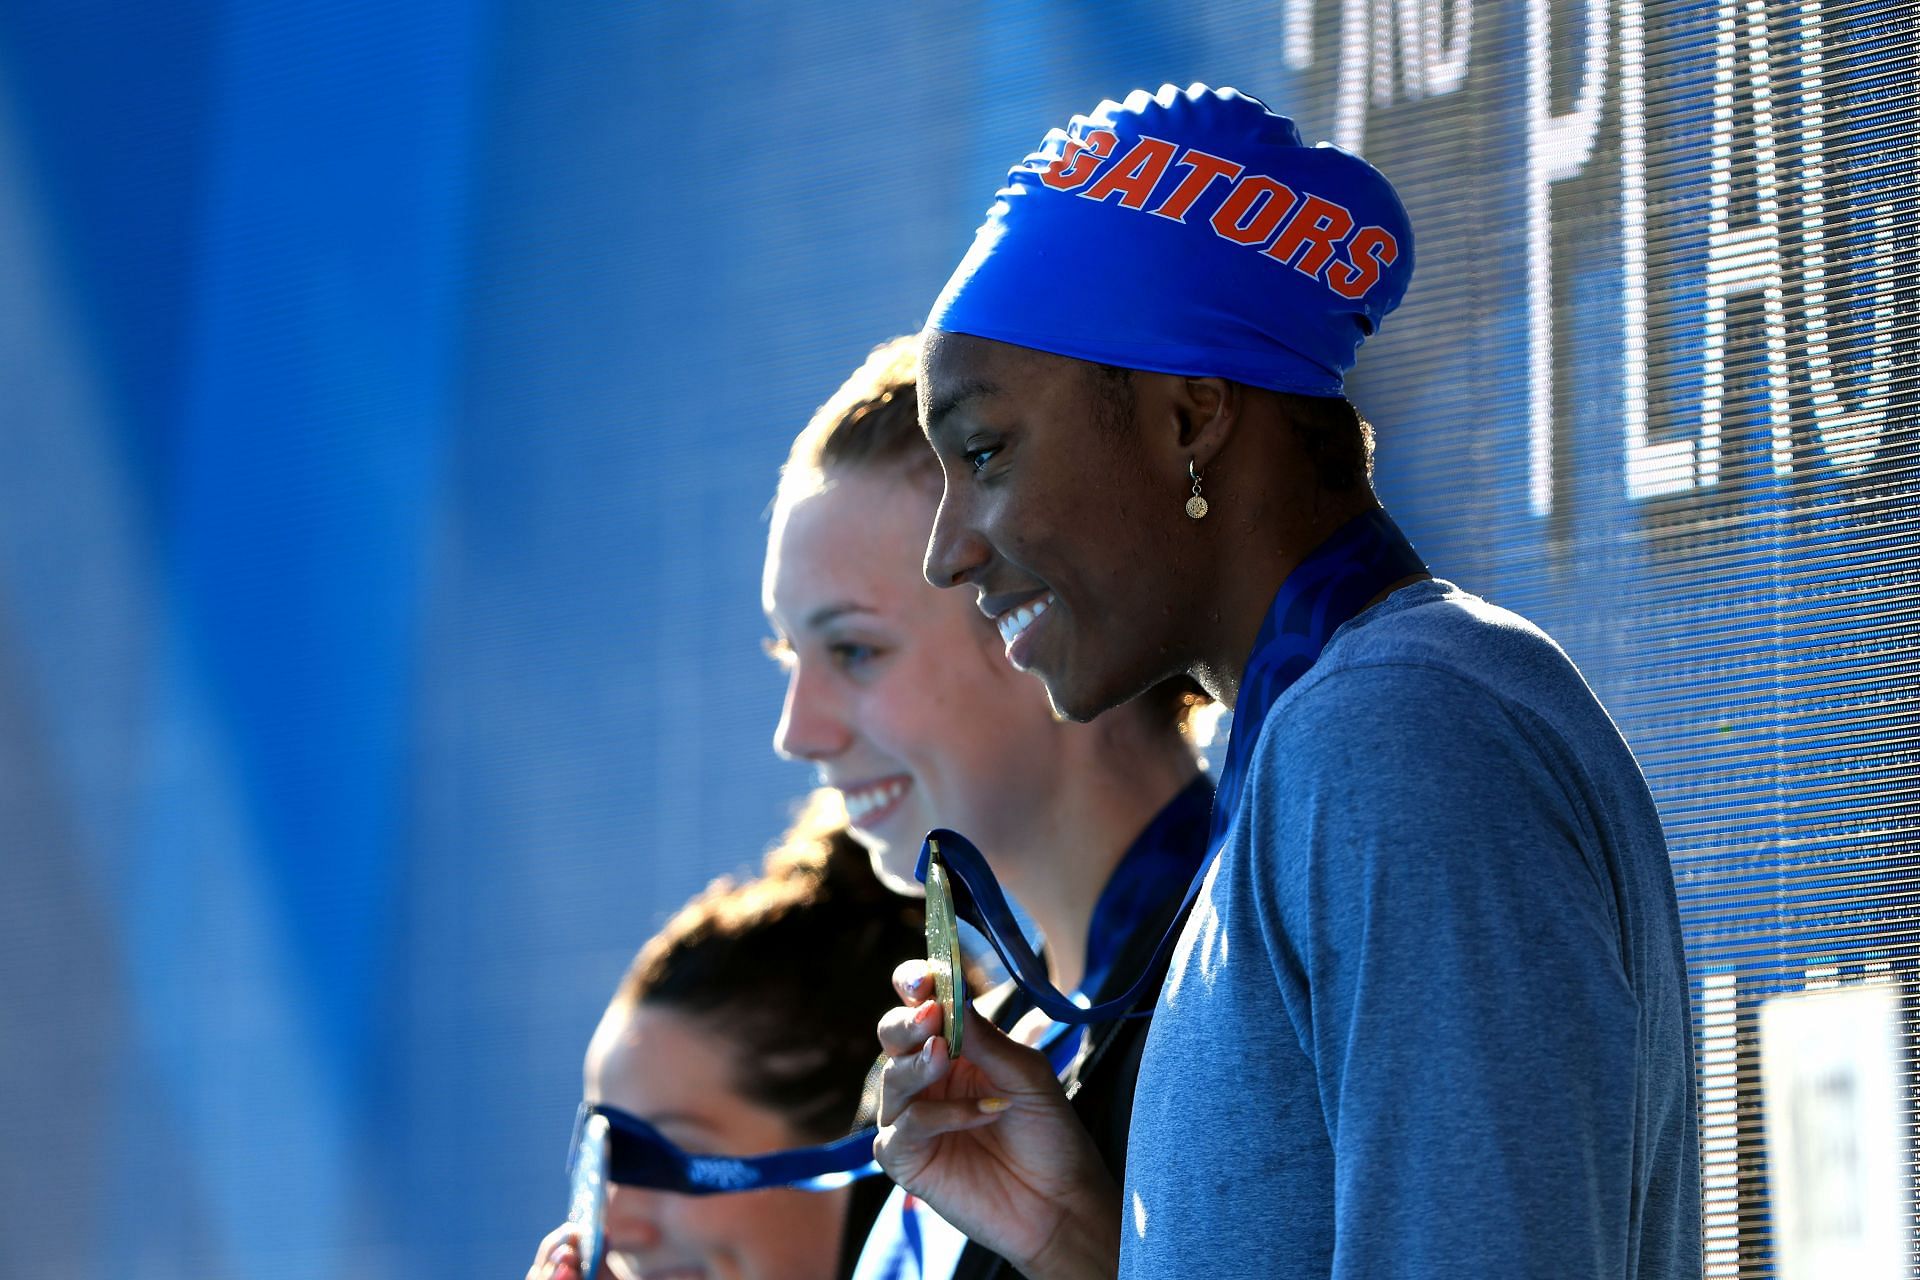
[763, 463, 1074, 888]
[919, 332, 1210, 722]
[585, 1001, 850, 1280]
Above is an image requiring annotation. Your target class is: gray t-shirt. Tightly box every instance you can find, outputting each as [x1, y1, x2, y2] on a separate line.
[1122, 580, 1700, 1278]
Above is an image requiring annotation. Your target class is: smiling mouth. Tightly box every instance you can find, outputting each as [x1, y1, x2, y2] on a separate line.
[994, 593, 1054, 648]
[839, 775, 911, 826]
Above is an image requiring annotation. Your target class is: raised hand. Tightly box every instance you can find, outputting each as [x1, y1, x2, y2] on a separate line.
[525, 1223, 589, 1280]
[874, 961, 1121, 1280]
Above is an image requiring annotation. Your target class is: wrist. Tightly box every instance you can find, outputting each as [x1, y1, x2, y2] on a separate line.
[1021, 1178, 1122, 1280]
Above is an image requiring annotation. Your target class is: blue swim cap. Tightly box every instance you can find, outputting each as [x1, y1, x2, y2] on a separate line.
[927, 84, 1414, 397]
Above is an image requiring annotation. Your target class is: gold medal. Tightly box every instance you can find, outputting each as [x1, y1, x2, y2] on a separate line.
[567, 1112, 610, 1279]
[924, 843, 966, 1058]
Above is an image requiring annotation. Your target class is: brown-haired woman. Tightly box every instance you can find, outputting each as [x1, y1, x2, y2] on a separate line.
[762, 335, 1213, 1278]
[528, 795, 922, 1280]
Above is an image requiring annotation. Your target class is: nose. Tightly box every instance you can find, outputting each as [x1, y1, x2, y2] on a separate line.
[773, 657, 853, 762]
[604, 1184, 664, 1253]
[923, 481, 991, 591]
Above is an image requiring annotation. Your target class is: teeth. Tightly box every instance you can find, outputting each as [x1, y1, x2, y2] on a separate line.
[996, 593, 1053, 646]
[843, 778, 907, 823]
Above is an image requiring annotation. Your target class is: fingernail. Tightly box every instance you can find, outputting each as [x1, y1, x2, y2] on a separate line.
[919, 1037, 935, 1063]
[977, 1097, 1011, 1113]
[913, 1001, 939, 1026]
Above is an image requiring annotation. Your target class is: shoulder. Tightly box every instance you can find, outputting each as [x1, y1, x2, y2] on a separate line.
[1232, 587, 1601, 890]
[1247, 580, 1587, 783]
[1314, 578, 1580, 698]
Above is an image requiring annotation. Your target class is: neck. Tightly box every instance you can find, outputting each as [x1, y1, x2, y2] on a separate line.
[1192, 490, 1384, 711]
[990, 718, 1200, 995]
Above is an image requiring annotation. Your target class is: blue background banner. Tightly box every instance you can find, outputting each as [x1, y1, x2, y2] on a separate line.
[0, 3, 1912, 1276]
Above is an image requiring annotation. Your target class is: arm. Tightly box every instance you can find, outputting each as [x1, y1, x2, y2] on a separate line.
[1262, 665, 1639, 1279]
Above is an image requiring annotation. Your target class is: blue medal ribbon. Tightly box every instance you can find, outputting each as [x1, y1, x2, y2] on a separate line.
[573, 1101, 879, 1195]
[1079, 774, 1212, 1002]
[917, 507, 1426, 1025]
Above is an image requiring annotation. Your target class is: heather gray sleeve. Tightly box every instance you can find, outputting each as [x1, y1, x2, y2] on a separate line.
[1249, 661, 1640, 1279]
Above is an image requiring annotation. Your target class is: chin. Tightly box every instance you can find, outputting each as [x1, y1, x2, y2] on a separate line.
[1042, 689, 1101, 724]
[851, 828, 928, 898]
[1040, 650, 1171, 725]
[1037, 667, 1122, 725]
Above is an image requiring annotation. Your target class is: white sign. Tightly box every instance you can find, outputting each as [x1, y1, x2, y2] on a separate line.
[1759, 982, 1910, 1280]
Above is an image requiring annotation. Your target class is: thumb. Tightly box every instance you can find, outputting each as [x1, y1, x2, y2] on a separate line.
[951, 1001, 1060, 1093]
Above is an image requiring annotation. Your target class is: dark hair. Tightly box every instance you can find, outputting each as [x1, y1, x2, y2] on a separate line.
[613, 791, 923, 1140]
[1279, 392, 1376, 491]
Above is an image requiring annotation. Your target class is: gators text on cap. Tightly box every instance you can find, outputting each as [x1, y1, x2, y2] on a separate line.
[928, 83, 1415, 397]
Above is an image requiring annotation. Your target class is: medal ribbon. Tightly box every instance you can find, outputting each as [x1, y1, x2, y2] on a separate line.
[572, 1102, 879, 1195]
[916, 507, 1426, 1025]
[1078, 773, 1212, 1003]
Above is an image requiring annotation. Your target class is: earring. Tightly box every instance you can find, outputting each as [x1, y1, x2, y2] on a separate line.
[1186, 459, 1209, 520]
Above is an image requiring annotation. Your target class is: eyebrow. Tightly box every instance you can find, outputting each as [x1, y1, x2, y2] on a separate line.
[643, 1109, 728, 1146]
[925, 379, 998, 432]
[805, 601, 876, 630]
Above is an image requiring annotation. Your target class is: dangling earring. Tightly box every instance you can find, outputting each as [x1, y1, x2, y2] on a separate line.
[1186, 459, 1209, 520]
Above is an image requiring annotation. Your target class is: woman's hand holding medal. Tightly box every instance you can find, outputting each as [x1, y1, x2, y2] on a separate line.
[873, 960, 1122, 1280]
[526, 1223, 589, 1280]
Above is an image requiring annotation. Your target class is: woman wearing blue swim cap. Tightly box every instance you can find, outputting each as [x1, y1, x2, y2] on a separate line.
[873, 84, 1699, 1280]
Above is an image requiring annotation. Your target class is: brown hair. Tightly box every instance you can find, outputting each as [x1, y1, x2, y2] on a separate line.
[613, 791, 923, 1140]
[778, 334, 932, 508]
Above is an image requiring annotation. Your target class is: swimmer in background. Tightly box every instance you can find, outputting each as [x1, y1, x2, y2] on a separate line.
[527, 798, 922, 1280]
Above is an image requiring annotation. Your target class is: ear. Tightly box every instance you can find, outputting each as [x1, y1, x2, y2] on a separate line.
[1166, 375, 1239, 474]
[1127, 372, 1243, 487]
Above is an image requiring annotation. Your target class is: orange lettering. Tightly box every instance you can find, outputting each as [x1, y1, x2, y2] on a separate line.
[1325, 226, 1400, 299]
[1209, 176, 1297, 246]
[1079, 136, 1180, 209]
[1265, 194, 1356, 277]
[1040, 129, 1119, 192]
[1148, 148, 1243, 222]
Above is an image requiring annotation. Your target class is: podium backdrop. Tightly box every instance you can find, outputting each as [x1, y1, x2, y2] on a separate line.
[0, 2, 1912, 1275]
